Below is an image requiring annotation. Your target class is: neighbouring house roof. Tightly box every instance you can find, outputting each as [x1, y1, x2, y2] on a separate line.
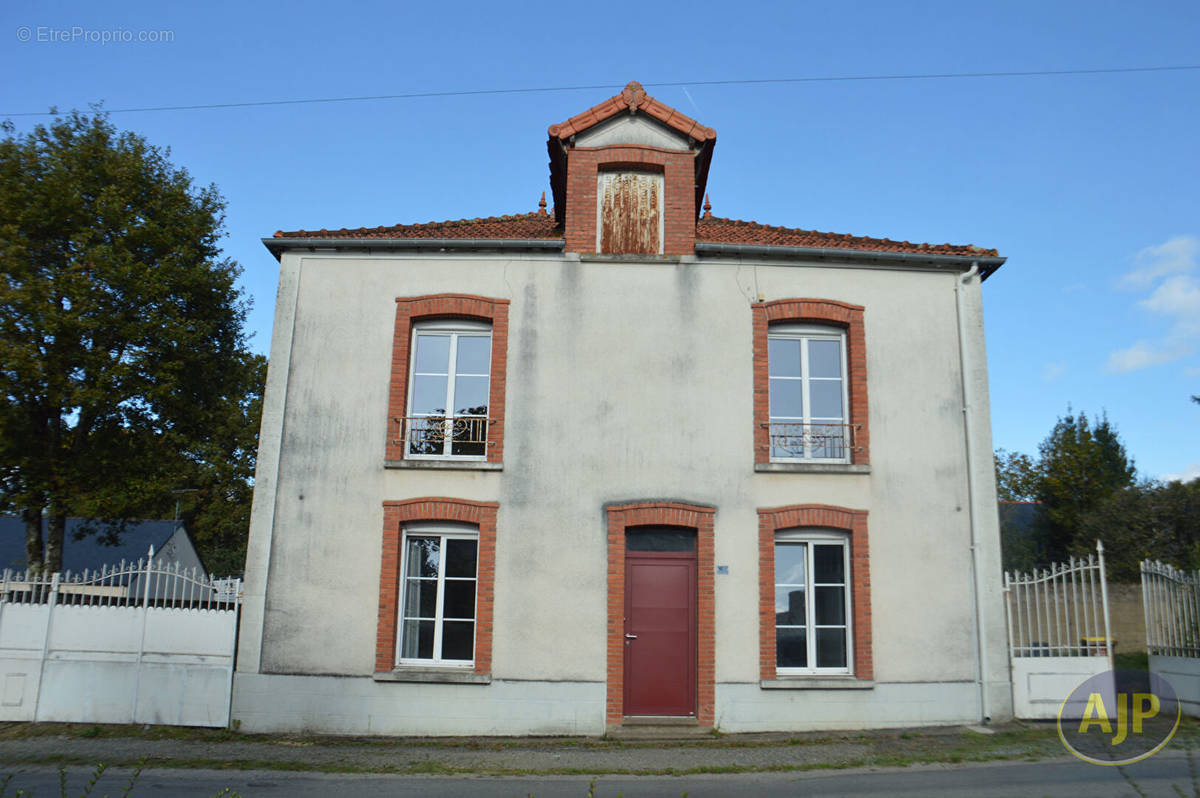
[998, 500, 1043, 531]
[0, 517, 198, 573]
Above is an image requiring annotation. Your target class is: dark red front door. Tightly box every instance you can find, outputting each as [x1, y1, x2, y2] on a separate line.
[623, 552, 697, 716]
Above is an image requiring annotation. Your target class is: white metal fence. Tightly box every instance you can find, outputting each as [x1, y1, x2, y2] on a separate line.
[1005, 541, 1113, 719]
[0, 549, 241, 727]
[1141, 560, 1200, 658]
[1005, 541, 1113, 657]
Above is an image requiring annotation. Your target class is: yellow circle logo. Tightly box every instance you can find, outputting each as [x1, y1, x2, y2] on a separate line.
[1057, 669, 1180, 765]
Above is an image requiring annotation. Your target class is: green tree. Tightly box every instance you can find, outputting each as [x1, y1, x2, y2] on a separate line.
[0, 110, 254, 573]
[1037, 409, 1136, 563]
[995, 408, 1137, 571]
[995, 448, 1039, 501]
[169, 352, 266, 576]
[1078, 478, 1200, 581]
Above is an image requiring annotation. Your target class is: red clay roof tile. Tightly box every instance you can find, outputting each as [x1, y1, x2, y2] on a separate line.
[273, 211, 561, 241]
[548, 81, 716, 143]
[695, 216, 999, 258]
[273, 211, 997, 258]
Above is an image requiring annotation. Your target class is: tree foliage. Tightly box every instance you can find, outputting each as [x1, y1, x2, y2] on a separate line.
[0, 110, 259, 574]
[1077, 478, 1200, 581]
[1036, 410, 1136, 562]
[995, 448, 1039, 502]
[995, 408, 1136, 572]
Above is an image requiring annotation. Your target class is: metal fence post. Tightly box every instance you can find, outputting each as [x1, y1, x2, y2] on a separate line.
[131, 546, 155, 724]
[31, 572, 60, 722]
[1097, 540, 1113, 670]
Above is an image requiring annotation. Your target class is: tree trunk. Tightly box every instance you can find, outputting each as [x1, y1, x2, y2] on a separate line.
[22, 506, 44, 574]
[45, 512, 66, 573]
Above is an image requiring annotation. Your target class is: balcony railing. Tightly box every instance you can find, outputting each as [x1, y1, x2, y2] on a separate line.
[765, 422, 858, 460]
[395, 415, 491, 458]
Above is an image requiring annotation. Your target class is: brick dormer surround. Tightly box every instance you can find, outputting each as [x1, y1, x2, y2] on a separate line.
[546, 81, 716, 256]
[564, 146, 697, 255]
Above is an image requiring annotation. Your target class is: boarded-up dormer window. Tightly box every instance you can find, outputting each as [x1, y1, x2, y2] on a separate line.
[597, 170, 663, 254]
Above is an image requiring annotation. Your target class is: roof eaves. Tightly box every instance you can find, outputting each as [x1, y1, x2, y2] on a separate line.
[262, 237, 566, 260]
[694, 241, 1006, 279]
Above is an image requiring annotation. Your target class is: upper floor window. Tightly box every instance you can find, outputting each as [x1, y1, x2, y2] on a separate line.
[768, 324, 849, 462]
[406, 320, 491, 459]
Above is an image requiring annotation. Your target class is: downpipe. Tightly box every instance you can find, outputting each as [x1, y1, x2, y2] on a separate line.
[956, 262, 992, 724]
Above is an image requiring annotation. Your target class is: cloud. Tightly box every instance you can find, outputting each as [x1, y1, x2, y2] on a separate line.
[1106, 235, 1200, 373]
[1105, 340, 1184, 373]
[1042, 361, 1066, 382]
[1139, 274, 1200, 325]
[1120, 235, 1200, 289]
[1160, 461, 1200, 483]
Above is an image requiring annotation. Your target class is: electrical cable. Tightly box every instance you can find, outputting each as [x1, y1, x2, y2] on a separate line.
[3, 65, 1198, 117]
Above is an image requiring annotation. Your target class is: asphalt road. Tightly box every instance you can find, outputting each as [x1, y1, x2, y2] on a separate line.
[3, 753, 1197, 797]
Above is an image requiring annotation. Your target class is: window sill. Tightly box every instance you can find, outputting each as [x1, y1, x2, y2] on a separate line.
[761, 677, 874, 690]
[755, 462, 870, 474]
[384, 459, 503, 471]
[374, 668, 491, 684]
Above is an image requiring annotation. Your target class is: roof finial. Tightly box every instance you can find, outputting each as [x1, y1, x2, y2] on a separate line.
[537, 191, 548, 216]
[702, 193, 712, 219]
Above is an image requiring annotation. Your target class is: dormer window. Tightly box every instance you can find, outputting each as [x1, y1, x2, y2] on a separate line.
[597, 170, 663, 255]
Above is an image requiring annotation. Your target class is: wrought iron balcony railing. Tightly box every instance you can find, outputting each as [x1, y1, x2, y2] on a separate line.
[765, 422, 859, 461]
[396, 415, 491, 458]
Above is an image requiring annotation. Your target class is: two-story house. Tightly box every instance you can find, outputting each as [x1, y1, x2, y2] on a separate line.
[233, 82, 1012, 735]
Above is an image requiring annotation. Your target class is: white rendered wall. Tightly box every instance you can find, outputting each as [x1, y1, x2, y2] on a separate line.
[234, 672, 604, 735]
[236, 250, 1011, 732]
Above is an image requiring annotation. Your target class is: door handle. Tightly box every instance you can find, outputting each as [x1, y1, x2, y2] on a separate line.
[624, 633, 638, 639]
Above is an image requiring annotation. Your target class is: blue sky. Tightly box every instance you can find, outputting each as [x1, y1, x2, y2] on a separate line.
[3, 0, 1198, 481]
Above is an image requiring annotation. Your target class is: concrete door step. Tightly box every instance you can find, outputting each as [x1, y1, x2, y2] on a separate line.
[606, 719, 713, 741]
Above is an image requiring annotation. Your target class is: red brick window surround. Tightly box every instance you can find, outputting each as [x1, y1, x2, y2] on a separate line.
[757, 505, 872, 681]
[376, 498, 498, 675]
[752, 299, 869, 466]
[605, 502, 715, 726]
[386, 294, 510, 464]
[564, 146, 696, 256]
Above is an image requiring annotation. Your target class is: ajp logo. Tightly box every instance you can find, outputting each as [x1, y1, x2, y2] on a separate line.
[1058, 669, 1180, 765]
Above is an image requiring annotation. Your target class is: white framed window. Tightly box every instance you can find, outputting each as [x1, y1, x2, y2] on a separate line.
[406, 320, 492, 459]
[774, 529, 852, 674]
[397, 522, 479, 666]
[767, 324, 849, 462]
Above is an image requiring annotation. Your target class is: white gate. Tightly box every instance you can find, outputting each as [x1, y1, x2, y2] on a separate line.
[1005, 541, 1114, 719]
[0, 551, 241, 727]
[1141, 560, 1200, 716]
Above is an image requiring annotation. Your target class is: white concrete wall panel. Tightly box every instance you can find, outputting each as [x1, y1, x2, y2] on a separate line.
[0, 603, 237, 726]
[1150, 655, 1200, 718]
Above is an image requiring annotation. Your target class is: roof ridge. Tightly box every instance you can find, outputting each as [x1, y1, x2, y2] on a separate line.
[698, 215, 996, 257]
[548, 80, 716, 143]
[275, 210, 552, 239]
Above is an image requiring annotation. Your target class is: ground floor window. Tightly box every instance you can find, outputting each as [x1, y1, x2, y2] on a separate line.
[774, 530, 851, 674]
[398, 523, 478, 666]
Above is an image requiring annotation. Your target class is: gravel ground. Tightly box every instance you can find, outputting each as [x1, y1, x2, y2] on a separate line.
[0, 722, 1085, 775]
